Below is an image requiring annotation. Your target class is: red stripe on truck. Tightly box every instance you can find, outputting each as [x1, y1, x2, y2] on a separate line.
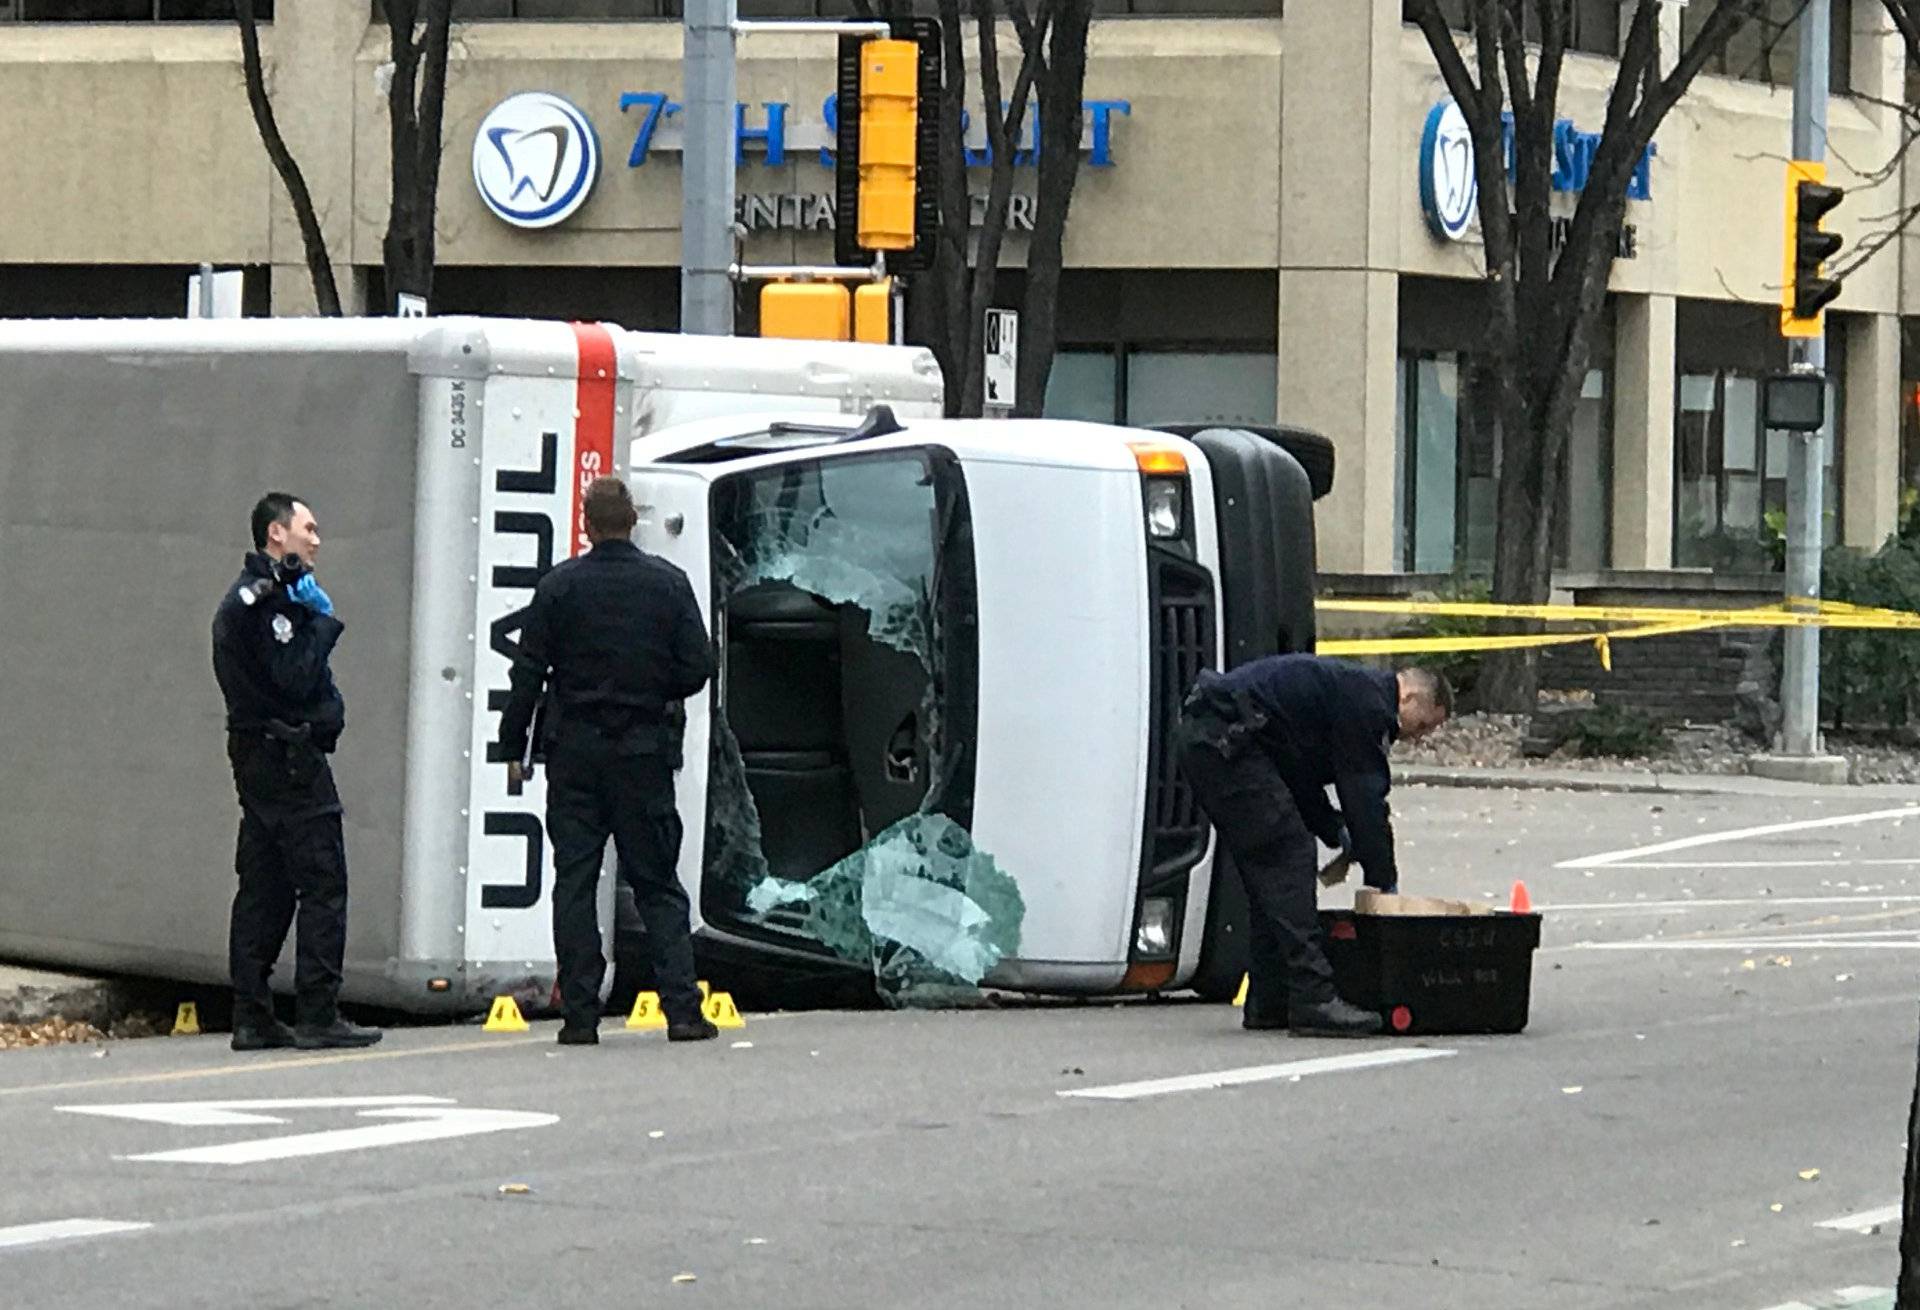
[569, 321, 619, 558]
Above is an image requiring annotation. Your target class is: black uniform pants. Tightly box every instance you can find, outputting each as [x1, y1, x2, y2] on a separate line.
[545, 744, 703, 1028]
[1175, 711, 1337, 1016]
[229, 799, 349, 1029]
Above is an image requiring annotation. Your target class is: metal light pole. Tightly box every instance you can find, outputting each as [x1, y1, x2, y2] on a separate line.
[1779, 0, 1829, 758]
[681, 0, 739, 336]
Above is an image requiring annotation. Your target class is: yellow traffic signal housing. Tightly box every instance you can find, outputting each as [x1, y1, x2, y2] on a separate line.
[856, 40, 919, 251]
[1782, 159, 1845, 339]
[853, 280, 892, 343]
[834, 21, 940, 271]
[760, 282, 850, 341]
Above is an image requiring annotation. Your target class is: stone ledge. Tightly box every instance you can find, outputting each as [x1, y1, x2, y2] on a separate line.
[1746, 753, 1853, 786]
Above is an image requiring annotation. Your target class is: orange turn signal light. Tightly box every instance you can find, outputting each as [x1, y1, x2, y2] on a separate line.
[1127, 442, 1188, 476]
[1121, 961, 1177, 992]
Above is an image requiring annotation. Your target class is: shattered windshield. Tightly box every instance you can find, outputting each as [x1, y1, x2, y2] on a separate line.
[701, 447, 1017, 1004]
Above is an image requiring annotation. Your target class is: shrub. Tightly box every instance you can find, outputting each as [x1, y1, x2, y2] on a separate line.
[1821, 536, 1920, 731]
[1564, 704, 1664, 759]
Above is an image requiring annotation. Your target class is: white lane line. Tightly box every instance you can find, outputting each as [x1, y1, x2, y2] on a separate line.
[1058, 1048, 1456, 1101]
[1578, 939, 1920, 952]
[1756, 1290, 1892, 1310]
[1557, 806, 1920, 870]
[1544, 896, 1920, 914]
[0, 1219, 151, 1251]
[1817, 1203, 1903, 1232]
[1595, 861, 1920, 870]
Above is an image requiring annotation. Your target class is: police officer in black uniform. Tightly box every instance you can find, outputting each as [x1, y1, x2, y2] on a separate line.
[212, 493, 381, 1052]
[496, 476, 718, 1046]
[1176, 655, 1452, 1038]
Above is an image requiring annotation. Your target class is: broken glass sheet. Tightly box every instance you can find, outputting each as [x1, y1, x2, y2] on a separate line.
[726, 510, 930, 663]
[746, 814, 1024, 1007]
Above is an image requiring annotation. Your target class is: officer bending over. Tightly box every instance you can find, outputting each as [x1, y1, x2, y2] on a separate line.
[212, 493, 381, 1051]
[1176, 655, 1451, 1038]
[497, 476, 718, 1046]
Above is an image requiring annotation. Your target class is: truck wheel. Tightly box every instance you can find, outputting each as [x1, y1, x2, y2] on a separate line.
[1189, 849, 1252, 1002]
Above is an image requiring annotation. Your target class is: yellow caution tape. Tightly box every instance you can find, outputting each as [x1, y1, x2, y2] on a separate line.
[1319, 620, 1722, 662]
[1315, 596, 1920, 631]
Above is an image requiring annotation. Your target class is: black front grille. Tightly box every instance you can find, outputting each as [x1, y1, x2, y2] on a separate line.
[1143, 556, 1215, 884]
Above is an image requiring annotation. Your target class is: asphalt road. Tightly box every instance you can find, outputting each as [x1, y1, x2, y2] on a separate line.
[2, 783, 1918, 1310]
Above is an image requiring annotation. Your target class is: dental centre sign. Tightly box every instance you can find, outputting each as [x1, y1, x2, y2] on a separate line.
[473, 88, 1133, 234]
[1418, 97, 1655, 259]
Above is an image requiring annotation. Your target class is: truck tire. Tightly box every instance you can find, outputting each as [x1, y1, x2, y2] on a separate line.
[1188, 847, 1251, 1002]
[1151, 424, 1336, 502]
[1152, 425, 1332, 1003]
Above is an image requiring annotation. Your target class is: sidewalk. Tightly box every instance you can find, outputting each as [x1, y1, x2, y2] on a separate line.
[0, 962, 125, 1029]
[1395, 762, 1920, 801]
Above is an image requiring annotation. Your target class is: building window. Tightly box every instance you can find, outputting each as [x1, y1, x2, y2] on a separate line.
[1044, 350, 1121, 424]
[1042, 346, 1277, 429]
[10, 0, 271, 16]
[1401, 0, 1621, 59]
[1673, 369, 1840, 570]
[1125, 351, 1277, 428]
[1683, 0, 1853, 94]
[1396, 351, 1611, 576]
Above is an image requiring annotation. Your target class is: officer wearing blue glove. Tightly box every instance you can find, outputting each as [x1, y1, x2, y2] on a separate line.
[1176, 656, 1451, 1038]
[211, 493, 380, 1053]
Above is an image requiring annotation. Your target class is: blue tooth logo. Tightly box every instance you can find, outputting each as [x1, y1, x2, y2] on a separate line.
[473, 93, 602, 230]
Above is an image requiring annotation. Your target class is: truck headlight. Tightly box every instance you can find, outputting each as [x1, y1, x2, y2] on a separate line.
[1135, 896, 1177, 957]
[1144, 478, 1184, 539]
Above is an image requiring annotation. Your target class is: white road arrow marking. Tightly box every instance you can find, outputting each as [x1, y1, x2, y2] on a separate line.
[58, 1096, 450, 1128]
[57, 1096, 557, 1166]
[0, 1219, 150, 1251]
[1058, 1048, 1456, 1101]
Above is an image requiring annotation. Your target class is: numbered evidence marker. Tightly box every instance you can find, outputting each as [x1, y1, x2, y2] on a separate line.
[625, 991, 666, 1031]
[58, 1096, 558, 1166]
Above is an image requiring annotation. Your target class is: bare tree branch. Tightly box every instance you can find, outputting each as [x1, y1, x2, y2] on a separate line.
[233, 0, 342, 316]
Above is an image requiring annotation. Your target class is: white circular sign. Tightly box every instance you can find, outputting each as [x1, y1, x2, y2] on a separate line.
[472, 92, 601, 230]
[1419, 98, 1478, 242]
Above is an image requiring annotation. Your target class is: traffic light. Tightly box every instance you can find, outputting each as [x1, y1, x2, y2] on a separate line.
[835, 20, 941, 271]
[1782, 160, 1845, 339]
[854, 40, 917, 251]
[853, 280, 892, 344]
[759, 282, 851, 341]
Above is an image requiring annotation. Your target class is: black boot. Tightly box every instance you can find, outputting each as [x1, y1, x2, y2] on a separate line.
[1287, 997, 1384, 1038]
[668, 1017, 719, 1043]
[293, 1018, 384, 1049]
[557, 1023, 600, 1046]
[231, 1018, 298, 1052]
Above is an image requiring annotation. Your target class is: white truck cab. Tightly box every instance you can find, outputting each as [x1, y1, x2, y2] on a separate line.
[625, 405, 1332, 1002]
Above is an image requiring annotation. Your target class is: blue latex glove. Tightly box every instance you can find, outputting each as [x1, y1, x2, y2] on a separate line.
[288, 573, 334, 617]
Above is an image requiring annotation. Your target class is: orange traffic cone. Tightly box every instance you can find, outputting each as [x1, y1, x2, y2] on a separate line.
[1510, 880, 1533, 914]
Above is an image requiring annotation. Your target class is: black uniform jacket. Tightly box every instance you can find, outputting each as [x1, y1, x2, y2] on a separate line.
[496, 539, 715, 764]
[211, 552, 347, 820]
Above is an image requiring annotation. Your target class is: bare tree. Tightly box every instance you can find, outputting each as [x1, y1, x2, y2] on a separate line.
[381, 0, 457, 307]
[233, 0, 342, 316]
[1011, 0, 1090, 417]
[233, 1, 456, 315]
[1405, 0, 1771, 709]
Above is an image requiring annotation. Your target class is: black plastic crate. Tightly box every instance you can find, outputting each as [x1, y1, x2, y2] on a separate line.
[1319, 908, 1543, 1035]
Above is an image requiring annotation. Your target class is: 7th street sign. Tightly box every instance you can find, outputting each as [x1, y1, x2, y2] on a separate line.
[58, 1096, 557, 1166]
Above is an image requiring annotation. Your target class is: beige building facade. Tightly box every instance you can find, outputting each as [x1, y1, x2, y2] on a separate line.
[0, 0, 1912, 579]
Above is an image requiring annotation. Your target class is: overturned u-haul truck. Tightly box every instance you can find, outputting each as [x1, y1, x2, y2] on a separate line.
[0, 316, 1329, 1014]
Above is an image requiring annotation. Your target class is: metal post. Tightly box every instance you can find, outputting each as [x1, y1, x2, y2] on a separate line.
[1780, 0, 1829, 757]
[196, 262, 214, 320]
[682, 0, 738, 336]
